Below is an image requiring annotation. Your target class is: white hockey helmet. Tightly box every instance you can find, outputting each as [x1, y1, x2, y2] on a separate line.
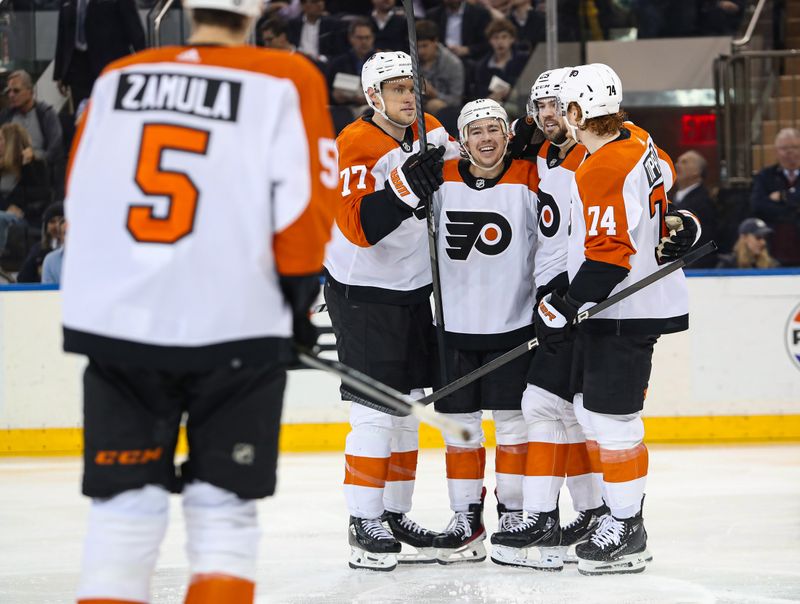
[558, 63, 623, 138]
[361, 51, 414, 126]
[527, 67, 573, 130]
[183, 0, 262, 17]
[457, 98, 510, 170]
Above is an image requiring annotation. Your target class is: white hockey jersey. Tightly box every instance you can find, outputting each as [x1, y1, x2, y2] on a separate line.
[568, 122, 687, 333]
[323, 115, 460, 304]
[533, 139, 586, 296]
[434, 158, 539, 350]
[61, 46, 338, 369]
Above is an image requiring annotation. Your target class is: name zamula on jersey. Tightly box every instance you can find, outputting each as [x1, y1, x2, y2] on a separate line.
[114, 72, 242, 122]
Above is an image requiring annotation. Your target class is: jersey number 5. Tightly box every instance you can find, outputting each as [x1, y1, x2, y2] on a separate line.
[128, 123, 210, 244]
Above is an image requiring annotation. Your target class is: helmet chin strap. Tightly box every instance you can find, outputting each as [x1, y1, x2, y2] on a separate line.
[464, 137, 509, 172]
[371, 92, 414, 130]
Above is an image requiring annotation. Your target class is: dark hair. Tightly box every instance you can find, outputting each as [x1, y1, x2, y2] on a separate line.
[260, 16, 288, 37]
[348, 16, 375, 37]
[415, 19, 439, 42]
[485, 18, 517, 40]
[191, 9, 250, 33]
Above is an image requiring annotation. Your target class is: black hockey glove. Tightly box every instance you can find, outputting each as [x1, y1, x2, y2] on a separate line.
[656, 209, 700, 262]
[534, 291, 580, 353]
[388, 145, 445, 207]
[279, 275, 321, 353]
[508, 116, 536, 159]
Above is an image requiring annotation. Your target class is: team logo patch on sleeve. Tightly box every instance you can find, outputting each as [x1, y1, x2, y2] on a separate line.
[444, 211, 512, 260]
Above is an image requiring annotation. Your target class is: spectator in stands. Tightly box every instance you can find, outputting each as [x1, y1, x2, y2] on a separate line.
[750, 128, 800, 266]
[427, 0, 493, 60]
[370, 0, 409, 52]
[470, 18, 528, 102]
[508, 0, 545, 53]
[53, 0, 145, 109]
[0, 71, 63, 171]
[0, 123, 49, 259]
[17, 202, 64, 283]
[416, 20, 465, 117]
[327, 18, 375, 107]
[259, 17, 328, 72]
[673, 150, 718, 267]
[42, 219, 66, 285]
[326, 0, 372, 16]
[699, 0, 746, 36]
[716, 217, 779, 269]
[288, 0, 345, 62]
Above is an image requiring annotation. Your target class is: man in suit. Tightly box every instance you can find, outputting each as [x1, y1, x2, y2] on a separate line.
[673, 150, 717, 267]
[426, 0, 492, 61]
[370, 0, 408, 52]
[750, 128, 800, 266]
[288, 0, 345, 62]
[327, 18, 375, 108]
[53, 0, 146, 109]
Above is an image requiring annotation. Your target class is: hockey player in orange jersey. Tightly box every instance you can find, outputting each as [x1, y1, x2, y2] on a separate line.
[323, 51, 461, 570]
[61, 5, 338, 603]
[534, 63, 700, 575]
[429, 99, 539, 564]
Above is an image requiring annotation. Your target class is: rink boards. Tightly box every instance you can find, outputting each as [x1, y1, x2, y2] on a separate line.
[1, 271, 799, 455]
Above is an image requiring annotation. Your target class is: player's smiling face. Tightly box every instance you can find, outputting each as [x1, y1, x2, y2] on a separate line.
[535, 97, 567, 143]
[380, 77, 416, 126]
[465, 118, 507, 168]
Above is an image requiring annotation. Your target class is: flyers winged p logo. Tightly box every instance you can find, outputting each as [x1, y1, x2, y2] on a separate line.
[444, 211, 512, 260]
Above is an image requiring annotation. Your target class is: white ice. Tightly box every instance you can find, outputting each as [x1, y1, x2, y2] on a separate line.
[2, 444, 799, 603]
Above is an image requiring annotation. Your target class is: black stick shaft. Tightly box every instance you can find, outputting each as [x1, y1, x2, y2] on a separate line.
[401, 0, 448, 384]
[419, 241, 718, 405]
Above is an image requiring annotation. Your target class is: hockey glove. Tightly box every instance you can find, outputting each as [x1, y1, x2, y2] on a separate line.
[656, 209, 701, 262]
[388, 145, 446, 209]
[508, 116, 536, 159]
[279, 275, 321, 353]
[534, 291, 580, 353]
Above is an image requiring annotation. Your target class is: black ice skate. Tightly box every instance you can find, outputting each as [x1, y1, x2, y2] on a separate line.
[489, 508, 563, 571]
[496, 503, 525, 532]
[558, 503, 609, 563]
[381, 511, 439, 564]
[575, 508, 651, 575]
[433, 495, 487, 564]
[348, 516, 401, 571]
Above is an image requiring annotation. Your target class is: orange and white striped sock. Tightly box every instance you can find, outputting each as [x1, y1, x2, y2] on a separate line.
[344, 404, 393, 519]
[184, 573, 254, 604]
[383, 398, 422, 513]
[443, 411, 486, 511]
[493, 410, 527, 510]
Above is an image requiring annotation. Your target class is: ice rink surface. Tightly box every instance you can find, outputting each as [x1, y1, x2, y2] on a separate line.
[2, 444, 799, 604]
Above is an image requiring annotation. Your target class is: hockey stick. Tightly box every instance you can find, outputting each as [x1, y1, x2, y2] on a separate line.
[401, 0, 448, 385]
[297, 350, 472, 441]
[419, 241, 718, 405]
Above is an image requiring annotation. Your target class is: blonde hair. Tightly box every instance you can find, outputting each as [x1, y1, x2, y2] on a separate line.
[0, 123, 32, 178]
[733, 235, 778, 269]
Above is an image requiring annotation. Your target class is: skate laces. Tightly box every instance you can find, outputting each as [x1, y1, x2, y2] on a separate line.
[589, 514, 624, 548]
[498, 510, 525, 531]
[563, 511, 586, 531]
[398, 514, 429, 535]
[443, 511, 471, 538]
[507, 513, 539, 533]
[361, 518, 395, 541]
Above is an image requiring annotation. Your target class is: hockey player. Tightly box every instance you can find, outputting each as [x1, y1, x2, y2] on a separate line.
[534, 63, 699, 575]
[323, 51, 461, 571]
[429, 98, 538, 564]
[61, 6, 338, 604]
[491, 67, 607, 571]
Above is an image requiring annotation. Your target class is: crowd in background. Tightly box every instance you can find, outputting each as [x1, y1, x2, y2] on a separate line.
[0, 0, 797, 283]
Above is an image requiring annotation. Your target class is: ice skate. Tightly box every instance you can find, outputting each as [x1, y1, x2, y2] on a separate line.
[382, 511, 439, 564]
[576, 509, 651, 575]
[496, 503, 524, 532]
[348, 516, 401, 571]
[433, 499, 487, 564]
[558, 503, 609, 563]
[490, 508, 563, 571]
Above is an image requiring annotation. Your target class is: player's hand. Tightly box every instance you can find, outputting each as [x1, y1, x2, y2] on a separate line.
[389, 145, 445, 206]
[292, 314, 318, 351]
[509, 117, 536, 159]
[656, 209, 700, 262]
[534, 291, 579, 352]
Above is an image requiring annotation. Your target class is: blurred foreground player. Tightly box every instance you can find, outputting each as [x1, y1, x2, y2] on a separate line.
[535, 63, 699, 575]
[61, 5, 338, 603]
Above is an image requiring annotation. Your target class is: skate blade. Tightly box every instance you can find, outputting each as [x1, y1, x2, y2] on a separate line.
[435, 539, 487, 565]
[556, 544, 578, 564]
[490, 545, 563, 571]
[577, 550, 649, 576]
[398, 547, 438, 565]
[349, 547, 398, 572]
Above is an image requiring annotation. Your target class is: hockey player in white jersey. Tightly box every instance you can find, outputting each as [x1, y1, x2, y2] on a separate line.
[534, 63, 700, 575]
[429, 99, 539, 564]
[323, 51, 461, 570]
[491, 68, 607, 571]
